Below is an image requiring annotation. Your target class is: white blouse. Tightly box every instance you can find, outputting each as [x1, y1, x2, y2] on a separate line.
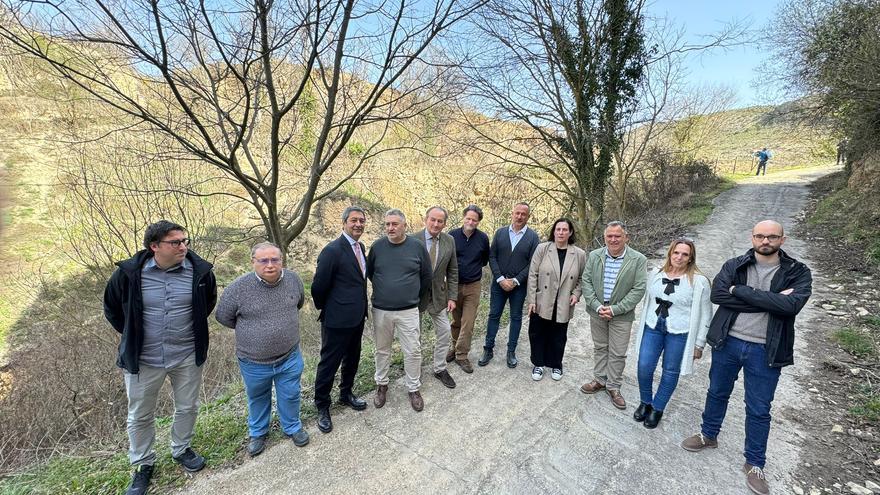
[643, 272, 694, 334]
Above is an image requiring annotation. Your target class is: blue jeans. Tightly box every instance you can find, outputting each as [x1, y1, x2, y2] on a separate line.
[484, 280, 527, 353]
[700, 336, 781, 468]
[637, 317, 688, 411]
[238, 347, 304, 438]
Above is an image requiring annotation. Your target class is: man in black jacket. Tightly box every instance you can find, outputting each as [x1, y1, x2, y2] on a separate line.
[103, 220, 217, 495]
[479, 202, 540, 369]
[312, 206, 370, 433]
[681, 220, 812, 495]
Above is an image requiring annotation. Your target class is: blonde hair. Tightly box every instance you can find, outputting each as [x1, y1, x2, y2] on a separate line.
[660, 238, 705, 285]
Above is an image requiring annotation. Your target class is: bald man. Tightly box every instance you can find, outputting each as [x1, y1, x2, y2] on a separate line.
[681, 220, 812, 495]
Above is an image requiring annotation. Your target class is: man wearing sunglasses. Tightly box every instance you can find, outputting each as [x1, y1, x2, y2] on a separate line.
[681, 220, 813, 495]
[103, 220, 217, 495]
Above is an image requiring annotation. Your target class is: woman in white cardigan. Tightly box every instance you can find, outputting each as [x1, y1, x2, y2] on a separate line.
[633, 238, 712, 429]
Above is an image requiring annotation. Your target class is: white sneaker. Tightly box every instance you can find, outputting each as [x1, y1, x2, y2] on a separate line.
[551, 368, 563, 381]
[531, 366, 544, 381]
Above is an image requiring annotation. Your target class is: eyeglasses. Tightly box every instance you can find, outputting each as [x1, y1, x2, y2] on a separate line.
[752, 234, 782, 242]
[253, 257, 283, 265]
[158, 238, 190, 247]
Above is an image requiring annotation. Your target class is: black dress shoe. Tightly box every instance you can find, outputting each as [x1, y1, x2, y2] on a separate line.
[633, 402, 653, 422]
[317, 408, 333, 433]
[644, 409, 664, 429]
[339, 392, 367, 411]
[477, 348, 494, 366]
[506, 351, 518, 368]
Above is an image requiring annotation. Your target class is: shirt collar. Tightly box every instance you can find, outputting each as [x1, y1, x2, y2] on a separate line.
[254, 269, 285, 287]
[342, 231, 357, 246]
[144, 256, 191, 272]
[604, 246, 627, 260]
[508, 225, 526, 235]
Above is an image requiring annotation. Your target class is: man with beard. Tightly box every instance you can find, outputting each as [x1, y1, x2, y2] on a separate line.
[681, 220, 812, 495]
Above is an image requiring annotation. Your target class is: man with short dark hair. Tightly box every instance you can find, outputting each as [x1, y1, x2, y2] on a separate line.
[479, 202, 540, 369]
[447, 204, 490, 373]
[367, 209, 432, 412]
[104, 220, 217, 495]
[216, 242, 310, 456]
[579, 221, 647, 410]
[311, 206, 370, 434]
[681, 220, 812, 495]
[413, 206, 459, 389]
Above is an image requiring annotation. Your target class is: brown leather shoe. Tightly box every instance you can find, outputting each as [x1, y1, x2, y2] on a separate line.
[374, 385, 388, 408]
[445, 349, 456, 363]
[580, 380, 606, 394]
[607, 389, 626, 409]
[455, 358, 474, 374]
[434, 370, 456, 389]
[681, 432, 718, 452]
[743, 463, 770, 495]
[408, 391, 424, 412]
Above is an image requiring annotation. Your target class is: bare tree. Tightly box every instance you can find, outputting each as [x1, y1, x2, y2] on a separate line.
[0, 0, 483, 258]
[459, 0, 649, 242]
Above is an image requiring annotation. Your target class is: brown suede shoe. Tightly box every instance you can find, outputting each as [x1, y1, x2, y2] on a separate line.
[455, 358, 474, 374]
[680, 432, 718, 452]
[434, 370, 456, 389]
[445, 349, 456, 363]
[607, 389, 626, 409]
[374, 385, 388, 408]
[408, 391, 424, 412]
[580, 380, 606, 394]
[743, 464, 770, 495]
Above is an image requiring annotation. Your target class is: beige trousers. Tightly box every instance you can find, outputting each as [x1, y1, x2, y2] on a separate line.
[450, 281, 481, 359]
[590, 316, 634, 391]
[373, 308, 422, 392]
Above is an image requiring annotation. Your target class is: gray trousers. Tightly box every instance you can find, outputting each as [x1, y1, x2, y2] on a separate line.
[124, 353, 202, 466]
[590, 316, 634, 391]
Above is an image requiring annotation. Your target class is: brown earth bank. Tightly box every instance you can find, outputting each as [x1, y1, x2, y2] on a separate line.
[790, 171, 880, 495]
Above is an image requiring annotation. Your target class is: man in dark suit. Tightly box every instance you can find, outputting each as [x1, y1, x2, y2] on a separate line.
[312, 206, 370, 433]
[479, 202, 540, 368]
[413, 206, 459, 389]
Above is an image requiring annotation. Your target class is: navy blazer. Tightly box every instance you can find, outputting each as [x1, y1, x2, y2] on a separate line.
[311, 234, 368, 328]
[488, 226, 540, 286]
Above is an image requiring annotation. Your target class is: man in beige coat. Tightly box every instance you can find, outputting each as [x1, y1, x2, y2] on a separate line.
[579, 221, 647, 409]
[413, 206, 459, 389]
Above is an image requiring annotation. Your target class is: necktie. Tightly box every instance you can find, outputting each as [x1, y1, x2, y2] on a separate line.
[655, 298, 673, 318]
[662, 277, 680, 295]
[353, 242, 366, 276]
[430, 236, 439, 269]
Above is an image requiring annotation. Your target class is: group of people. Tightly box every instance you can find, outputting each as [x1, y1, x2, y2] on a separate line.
[104, 206, 812, 495]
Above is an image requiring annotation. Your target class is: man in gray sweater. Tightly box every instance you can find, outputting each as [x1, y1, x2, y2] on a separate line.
[366, 209, 432, 412]
[215, 242, 309, 457]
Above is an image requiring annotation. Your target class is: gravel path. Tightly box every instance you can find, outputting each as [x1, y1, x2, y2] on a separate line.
[182, 165, 838, 495]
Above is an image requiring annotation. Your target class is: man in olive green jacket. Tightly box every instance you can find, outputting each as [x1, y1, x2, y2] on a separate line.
[579, 221, 647, 410]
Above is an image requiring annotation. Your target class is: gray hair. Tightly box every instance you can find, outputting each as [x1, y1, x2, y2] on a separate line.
[251, 241, 282, 258]
[462, 204, 484, 221]
[605, 220, 628, 235]
[514, 201, 531, 212]
[342, 205, 366, 223]
[384, 209, 407, 223]
[425, 205, 448, 221]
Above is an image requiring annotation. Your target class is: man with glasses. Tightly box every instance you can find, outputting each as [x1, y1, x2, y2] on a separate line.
[681, 220, 812, 495]
[215, 242, 310, 457]
[104, 220, 217, 495]
[311, 206, 370, 434]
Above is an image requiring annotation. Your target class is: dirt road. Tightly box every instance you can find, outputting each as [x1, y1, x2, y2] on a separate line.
[183, 166, 838, 495]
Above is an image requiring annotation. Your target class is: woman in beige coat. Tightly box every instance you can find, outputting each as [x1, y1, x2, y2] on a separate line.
[526, 218, 587, 381]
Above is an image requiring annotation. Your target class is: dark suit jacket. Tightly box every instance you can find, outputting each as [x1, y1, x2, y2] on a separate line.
[311, 234, 368, 328]
[488, 226, 540, 287]
[412, 229, 459, 313]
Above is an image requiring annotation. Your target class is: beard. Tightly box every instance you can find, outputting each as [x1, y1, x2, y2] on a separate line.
[755, 244, 780, 256]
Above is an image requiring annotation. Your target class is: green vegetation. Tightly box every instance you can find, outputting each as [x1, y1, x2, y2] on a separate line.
[808, 172, 880, 266]
[850, 387, 880, 423]
[681, 177, 736, 226]
[832, 327, 876, 358]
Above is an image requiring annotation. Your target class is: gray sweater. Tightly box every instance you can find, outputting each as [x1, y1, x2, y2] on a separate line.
[366, 236, 431, 311]
[215, 270, 305, 364]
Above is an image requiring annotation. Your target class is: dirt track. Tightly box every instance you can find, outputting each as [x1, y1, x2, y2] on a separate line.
[182, 165, 838, 495]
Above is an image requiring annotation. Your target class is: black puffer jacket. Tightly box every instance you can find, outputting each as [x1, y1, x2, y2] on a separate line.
[707, 248, 812, 368]
[103, 250, 217, 374]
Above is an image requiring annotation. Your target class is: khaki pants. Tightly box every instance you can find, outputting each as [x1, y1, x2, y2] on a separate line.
[590, 316, 634, 391]
[450, 281, 481, 359]
[424, 309, 452, 373]
[124, 353, 202, 466]
[373, 308, 421, 392]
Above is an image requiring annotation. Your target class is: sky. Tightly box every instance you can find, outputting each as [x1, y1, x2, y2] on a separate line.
[646, 0, 783, 109]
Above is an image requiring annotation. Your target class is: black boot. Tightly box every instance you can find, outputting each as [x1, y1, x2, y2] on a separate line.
[317, 407, 333, 433]
[633, 402, 653, 422]
[644, 409, 664, 429]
